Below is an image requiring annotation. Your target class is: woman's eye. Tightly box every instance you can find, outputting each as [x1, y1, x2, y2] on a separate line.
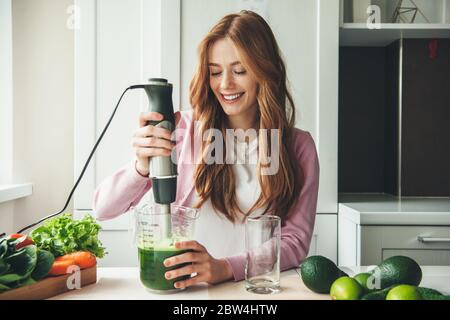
[210, 70, 246, 77]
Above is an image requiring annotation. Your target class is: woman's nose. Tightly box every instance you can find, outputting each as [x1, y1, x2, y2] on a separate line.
[220, 71, 234, 89]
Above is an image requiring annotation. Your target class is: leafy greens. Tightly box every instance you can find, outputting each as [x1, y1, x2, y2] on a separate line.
[30, 213, 106, 258]
[0, 237, 54, 293]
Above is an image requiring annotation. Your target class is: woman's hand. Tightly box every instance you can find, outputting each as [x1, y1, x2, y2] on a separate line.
[132, 111, 181, 177]
[163, 241, 234, 289]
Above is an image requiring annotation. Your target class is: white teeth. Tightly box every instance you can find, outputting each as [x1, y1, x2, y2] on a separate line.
[223, 93, 243, 101]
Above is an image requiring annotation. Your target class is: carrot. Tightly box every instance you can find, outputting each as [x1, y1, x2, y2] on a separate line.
[48, 251, 97, 276]
[56, 251, 97, 269]
[48, 259, 77, 276]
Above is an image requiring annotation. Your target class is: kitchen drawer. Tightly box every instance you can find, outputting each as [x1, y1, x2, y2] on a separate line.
[361, 226, 450, 265]
[383, 249, 450, 266]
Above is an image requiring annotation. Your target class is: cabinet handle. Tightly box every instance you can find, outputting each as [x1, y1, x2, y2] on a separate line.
[417, 236, 450, 243]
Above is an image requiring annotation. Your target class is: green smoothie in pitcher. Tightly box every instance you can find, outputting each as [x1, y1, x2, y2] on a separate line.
[138, 244, 191, 292]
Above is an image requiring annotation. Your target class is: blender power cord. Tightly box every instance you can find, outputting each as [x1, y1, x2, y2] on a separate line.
[11, 85, 147, 236]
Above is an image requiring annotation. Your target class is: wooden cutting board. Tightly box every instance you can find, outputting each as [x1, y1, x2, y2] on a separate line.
[0, 266, 97, 300]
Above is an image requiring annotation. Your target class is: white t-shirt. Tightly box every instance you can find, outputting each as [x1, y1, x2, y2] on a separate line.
[192, 135, 266, 258]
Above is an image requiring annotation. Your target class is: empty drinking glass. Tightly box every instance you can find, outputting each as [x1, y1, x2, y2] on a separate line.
[245, 215, 281, 294]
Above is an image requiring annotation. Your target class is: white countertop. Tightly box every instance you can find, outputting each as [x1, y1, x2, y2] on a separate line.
[50, 266, 450, 300]
[339, 194, 450, 225]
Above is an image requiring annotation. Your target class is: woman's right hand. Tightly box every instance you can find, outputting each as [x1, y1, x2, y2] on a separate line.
[132, 112, 180, 177]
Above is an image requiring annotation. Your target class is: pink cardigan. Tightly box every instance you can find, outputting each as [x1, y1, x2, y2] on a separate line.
[93, 110, 320, 281]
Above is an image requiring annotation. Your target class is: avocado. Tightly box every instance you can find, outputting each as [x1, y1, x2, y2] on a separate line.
[417, 287, 442, 297]
[417, 287, 450, 300]
[300, 256, 348, 294]
[427, 295, 450, 300]
[362, 286, 449, 300]
[370, 256, 422, 289]
[361, 286, 394, 300]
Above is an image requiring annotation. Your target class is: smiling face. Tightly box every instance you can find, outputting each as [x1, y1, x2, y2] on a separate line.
[208, 37, 259, 129]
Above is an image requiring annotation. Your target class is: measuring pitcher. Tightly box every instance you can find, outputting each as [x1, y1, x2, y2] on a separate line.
[131, 203, 199, 294]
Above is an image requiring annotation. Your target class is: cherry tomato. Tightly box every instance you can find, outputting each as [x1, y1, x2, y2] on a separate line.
[9, 233, 34, 249]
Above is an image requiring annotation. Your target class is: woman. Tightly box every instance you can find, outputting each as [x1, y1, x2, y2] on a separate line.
[93, 10, 319, 289]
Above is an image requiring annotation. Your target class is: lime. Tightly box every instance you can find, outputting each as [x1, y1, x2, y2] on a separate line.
[353, 273, 374, 293]
[386, 285, 423, 300]
[330, 276, 364, 300]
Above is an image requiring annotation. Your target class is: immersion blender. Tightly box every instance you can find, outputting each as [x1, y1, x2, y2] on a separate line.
[143, 78, 177, 240]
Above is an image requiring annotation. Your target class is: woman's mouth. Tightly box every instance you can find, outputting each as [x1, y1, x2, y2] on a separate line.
[221, 92, 244, 104]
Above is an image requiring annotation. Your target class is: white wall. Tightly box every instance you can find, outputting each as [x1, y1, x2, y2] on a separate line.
[6, 0, 75, 233]
[0, 0, 14, 233]
[181, 0, 319, 131]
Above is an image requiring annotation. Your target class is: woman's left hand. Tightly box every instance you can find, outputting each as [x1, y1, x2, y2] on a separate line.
[163, 240, 234, 289]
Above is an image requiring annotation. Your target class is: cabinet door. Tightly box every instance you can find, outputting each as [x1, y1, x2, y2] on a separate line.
[75, 0, 180, 213]
[361, 225, 450, 266]
[338, 212, 359, 267]
[308, 214, 337, 263]
[383, 249, 450, 266]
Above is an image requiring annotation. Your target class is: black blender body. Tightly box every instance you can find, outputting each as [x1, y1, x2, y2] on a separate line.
[144, 78, 177, 206]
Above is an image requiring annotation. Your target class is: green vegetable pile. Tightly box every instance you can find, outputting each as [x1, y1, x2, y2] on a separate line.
[0, 237, 54, 293]
[301, 255, 450, 300]
[30, 213, 106, 258]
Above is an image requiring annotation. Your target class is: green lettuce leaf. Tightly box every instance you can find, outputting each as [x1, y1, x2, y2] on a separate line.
[30, 213, 106, 258]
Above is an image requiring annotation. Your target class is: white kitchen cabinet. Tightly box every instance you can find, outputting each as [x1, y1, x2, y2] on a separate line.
[308, 214, 338, 264]
[360, 226, 450, 266]
[338, 194, 450, 266]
